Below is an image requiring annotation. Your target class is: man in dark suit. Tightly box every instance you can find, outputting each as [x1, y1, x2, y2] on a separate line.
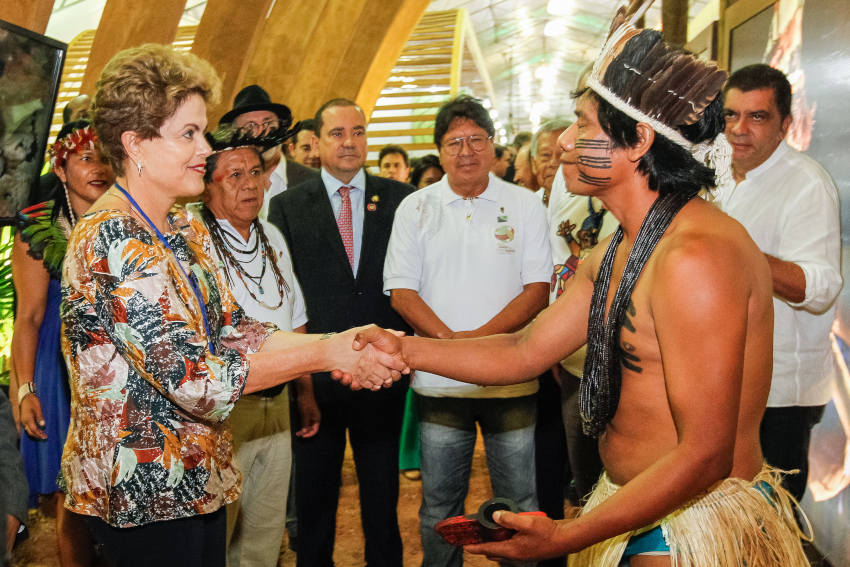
[220, 84, 317, 220]
[268, 98, 413, 567]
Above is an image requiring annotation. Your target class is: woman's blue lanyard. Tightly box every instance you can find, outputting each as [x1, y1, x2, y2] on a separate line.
[113, 182, 216, 354]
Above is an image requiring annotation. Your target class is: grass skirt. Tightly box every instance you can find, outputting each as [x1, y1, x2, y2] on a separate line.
[568, 466, 809, 567]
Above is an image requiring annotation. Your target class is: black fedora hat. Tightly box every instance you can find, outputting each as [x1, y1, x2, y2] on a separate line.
[219, 84, 293, 127]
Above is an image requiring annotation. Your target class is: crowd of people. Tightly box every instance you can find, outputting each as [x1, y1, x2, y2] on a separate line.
[0, 4, 842, 567]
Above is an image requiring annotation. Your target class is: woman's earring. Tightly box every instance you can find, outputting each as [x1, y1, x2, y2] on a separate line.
[137, 160, 143, 177]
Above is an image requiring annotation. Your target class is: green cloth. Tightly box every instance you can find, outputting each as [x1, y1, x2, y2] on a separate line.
[398, 387, 420, 470]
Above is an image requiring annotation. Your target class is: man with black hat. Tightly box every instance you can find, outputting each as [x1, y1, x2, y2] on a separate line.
[220, 85, 317, 220]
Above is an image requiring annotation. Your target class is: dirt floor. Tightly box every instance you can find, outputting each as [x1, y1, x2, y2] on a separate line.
[11, 434, 497, 567]
[9, 433, 833, 567]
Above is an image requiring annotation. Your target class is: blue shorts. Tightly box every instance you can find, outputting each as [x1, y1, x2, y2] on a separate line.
[624, 524, 669, 557]
[623, 481, 775, 559]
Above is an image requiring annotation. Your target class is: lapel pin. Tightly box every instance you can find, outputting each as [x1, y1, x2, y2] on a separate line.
[368, 195, 379, 211]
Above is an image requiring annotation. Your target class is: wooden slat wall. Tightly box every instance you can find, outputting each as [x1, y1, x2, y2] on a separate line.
[239, 0, 430, 124]
[190, 0, 275, 124]
[29, 1, 497, 173]
[365, 9, 496, 168]
[47, 27, 198, 144]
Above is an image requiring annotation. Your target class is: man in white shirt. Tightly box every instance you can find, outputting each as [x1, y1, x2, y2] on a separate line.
[220, 85, 317, 221]
[384, 95, 552, 567]
[715, 63, 842, 501]
[196, 135, 318, 567]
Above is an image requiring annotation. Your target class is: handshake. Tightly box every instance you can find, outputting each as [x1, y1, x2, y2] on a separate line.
[326, 325, 410, 391]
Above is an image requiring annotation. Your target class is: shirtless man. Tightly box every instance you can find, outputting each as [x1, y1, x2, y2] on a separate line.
[354, 24, 808, 567]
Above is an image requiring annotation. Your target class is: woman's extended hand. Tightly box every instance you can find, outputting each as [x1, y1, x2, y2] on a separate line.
[329, 325, 409, 390]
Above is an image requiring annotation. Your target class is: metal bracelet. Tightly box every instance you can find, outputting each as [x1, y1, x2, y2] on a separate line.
[17, 381, 36, 405]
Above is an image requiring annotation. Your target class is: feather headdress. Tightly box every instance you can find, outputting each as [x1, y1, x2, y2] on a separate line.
[49, 123, 98, 169]
[205, 122, 296, 155]
[586, 0, 733, 187]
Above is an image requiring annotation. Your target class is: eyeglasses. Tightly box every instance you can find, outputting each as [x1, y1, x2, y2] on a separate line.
[442, 135, 493, 156]
[237, 119, 280, 134]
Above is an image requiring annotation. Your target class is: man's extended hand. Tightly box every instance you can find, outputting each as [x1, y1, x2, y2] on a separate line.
[329, 325, 409, 390]
[352, 325, 408, 379]
[464, 510, 566, 562]
[295, 383, 321, 438]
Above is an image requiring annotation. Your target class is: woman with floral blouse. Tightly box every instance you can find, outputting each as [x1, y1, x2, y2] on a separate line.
[58, 44, 405, 567]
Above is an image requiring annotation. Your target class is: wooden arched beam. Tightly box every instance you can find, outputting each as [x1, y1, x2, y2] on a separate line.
[79, 0, 186, 96]
[241, 0, 430, 122]
[191, 0, 275, 124]
[0, 1, 54, 35]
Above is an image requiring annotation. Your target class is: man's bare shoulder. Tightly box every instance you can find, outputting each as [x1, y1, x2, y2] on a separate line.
[653, 198, 769, 282]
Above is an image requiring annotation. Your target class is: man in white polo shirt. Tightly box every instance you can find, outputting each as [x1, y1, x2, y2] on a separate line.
[715, 64, 842, 502]
[384, 95, 552, 567]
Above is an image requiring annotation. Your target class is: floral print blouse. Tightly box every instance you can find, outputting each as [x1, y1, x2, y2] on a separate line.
[60, 207, 274, 527]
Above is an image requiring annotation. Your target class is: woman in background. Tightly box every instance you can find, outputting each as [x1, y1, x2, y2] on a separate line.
[12, 120, 113, 566]
[409, 154, 444, 189]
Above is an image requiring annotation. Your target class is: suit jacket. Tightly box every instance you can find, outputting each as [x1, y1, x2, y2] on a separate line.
[285, 158, 318, 188]
[268, 172, 414, 402]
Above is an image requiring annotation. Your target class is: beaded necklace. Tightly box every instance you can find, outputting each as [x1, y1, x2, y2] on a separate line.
[580, 189, 693, 437]
[201, 205, 290, 310]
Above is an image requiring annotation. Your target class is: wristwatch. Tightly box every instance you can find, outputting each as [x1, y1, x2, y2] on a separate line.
[17, 381, 36, 405]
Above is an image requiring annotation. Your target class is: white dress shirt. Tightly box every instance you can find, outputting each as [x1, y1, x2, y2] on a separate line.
[711, 141, 842, 407]
[260, 157, 288, 222]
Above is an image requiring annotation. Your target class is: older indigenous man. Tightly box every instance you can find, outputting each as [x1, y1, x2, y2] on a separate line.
[358, 21, 809, 567]
[220, 85, 317, 220]
[193, 128, 319, 567]
[714, 64, 841, 502]
[384, 95, 552, 567]
[268, 98, 413, 567]
[286, 118, 321, 169]
[530, 119, 571, 206]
